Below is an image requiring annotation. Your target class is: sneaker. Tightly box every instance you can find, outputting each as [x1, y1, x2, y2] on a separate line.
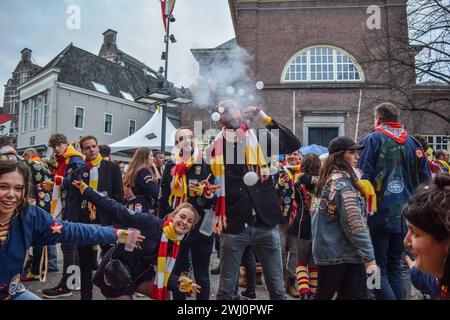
[239, 290, 256, 300]
[22, 272, 39, 282]
[41, 285, 73, 299]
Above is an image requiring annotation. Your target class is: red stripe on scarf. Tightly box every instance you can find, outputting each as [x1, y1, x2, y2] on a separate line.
[55, 155, 68, 177]
[151, 218, 180, 300]
[374, 122, 408, 144]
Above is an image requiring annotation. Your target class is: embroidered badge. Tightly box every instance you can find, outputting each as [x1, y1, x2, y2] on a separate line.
[416, 148, 424, 159]
[342, 190, 366, 234]
[44, 194, 51, 202]
[325, 200, 337, 218]
[81, 200, 87, 209]
[197, 196, 206, 207]
[8, 274, 25, 296]
[49, 221, 63, 234]
[134, 203, 143, 213]
[39, 200, 46, 207]
[38, 192, 45, 200]
[195, 166, 201, 175]
[83, 172, 89, 178]
[387, 180, 404, 194]
[35, 172, 42, 182]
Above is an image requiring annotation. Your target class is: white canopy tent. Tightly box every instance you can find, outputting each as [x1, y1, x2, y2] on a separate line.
[109, 109, 177, 153]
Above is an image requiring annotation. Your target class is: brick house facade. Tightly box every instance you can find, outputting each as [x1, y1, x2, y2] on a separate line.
[186, 0, 449, 149]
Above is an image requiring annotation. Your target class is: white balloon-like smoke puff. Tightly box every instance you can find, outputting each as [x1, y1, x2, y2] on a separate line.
[211, 112, 221, 122]
[226, 86, 235, 95]
[256, 81, 264, 90]
[243, 171, 258, 186]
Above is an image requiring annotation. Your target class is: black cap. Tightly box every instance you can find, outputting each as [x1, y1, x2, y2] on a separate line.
[328, 136, 364, 154]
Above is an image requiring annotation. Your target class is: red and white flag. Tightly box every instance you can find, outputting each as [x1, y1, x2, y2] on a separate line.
[160, 0, 176, 31]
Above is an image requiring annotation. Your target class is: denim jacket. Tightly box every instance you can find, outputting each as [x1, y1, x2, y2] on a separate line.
[312, 171, 375, 265]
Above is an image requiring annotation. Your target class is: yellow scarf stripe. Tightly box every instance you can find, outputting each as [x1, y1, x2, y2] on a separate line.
[63, 145, 84, 163]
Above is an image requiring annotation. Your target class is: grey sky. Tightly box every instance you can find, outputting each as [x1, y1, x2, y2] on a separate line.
[0, 0, 235, 106]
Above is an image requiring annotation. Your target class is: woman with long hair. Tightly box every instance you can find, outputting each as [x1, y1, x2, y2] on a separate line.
[311, 136, 377, 300]
[72, 180, 202, 300]
[288, 152, 321, 299]
[123, 148, 159, 215]
[0, 161, 143, 300]
[403, 174, 450, 300]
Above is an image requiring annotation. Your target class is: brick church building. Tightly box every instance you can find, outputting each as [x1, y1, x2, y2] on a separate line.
[186, 0, 449, 150]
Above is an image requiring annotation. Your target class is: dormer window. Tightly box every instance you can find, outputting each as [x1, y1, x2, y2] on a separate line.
[120, 90, 134, 101]
[91, 81, 110, 94]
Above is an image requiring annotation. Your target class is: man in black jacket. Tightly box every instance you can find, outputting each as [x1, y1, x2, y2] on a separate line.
[68, 135, 124, 300]
[208, 100, 301, 300]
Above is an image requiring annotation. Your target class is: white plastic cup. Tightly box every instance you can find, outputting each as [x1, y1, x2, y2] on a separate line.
[124, 228, 140, 252]
[199, 209, 215, 237]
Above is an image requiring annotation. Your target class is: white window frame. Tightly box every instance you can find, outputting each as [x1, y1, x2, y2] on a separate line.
[426, 135, 450, 151]
[91, 81, 110, 94]
[22, 100, 30, 132]
[41, 91, 49, 128]
[19, 72, 27, 84]
[281, 45, 365, 83]
[104, 113, 113, 135]
[129, 119, 136, 136]
[74, 106, 85, 130]
[31, 96, 40, 131]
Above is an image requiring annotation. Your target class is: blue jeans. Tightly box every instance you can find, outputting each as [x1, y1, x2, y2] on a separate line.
[12, 290, 41, 300]
[370, 229, 411, 300]
[217, 224, 287, 300]
[173, 228, 214, 300]
[239, 245, 256, 293]
[48, 245, 58, 270]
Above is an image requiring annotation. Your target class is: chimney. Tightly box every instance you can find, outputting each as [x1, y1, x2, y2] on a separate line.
[21, 48, 32, 62]
[103, 29, 117, 47]
[99, 29, 119, 60]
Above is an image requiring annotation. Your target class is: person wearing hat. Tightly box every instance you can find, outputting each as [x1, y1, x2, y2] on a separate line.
[358, 102, 431, 300]
[311, 136, 377, 299]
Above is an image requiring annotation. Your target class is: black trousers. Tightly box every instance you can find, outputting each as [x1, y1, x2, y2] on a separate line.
[313, 263, 368, 300]
[77, 245, 97, 300]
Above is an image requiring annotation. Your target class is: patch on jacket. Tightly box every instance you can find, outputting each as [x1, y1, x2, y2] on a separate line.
[342, 190, 366, 234]
[49, 221, 63, 234]
[415, 148, 424, 159]
[8, 274, 25, 296]
[325, 200, 337, 218]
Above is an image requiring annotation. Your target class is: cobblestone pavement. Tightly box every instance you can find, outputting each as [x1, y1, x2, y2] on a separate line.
[23, 245, 423, 300]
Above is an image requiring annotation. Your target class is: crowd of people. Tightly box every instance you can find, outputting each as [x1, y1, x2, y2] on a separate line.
[0, 100, 448, 301]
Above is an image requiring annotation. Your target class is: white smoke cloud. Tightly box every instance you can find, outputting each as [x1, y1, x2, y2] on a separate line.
[189, 45, 265, 111]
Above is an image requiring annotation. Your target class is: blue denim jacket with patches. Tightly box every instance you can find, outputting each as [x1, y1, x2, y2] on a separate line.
[311, 172, 375, 265]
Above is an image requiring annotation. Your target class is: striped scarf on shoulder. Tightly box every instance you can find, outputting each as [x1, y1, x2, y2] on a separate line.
[151, 217, 183, 300]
